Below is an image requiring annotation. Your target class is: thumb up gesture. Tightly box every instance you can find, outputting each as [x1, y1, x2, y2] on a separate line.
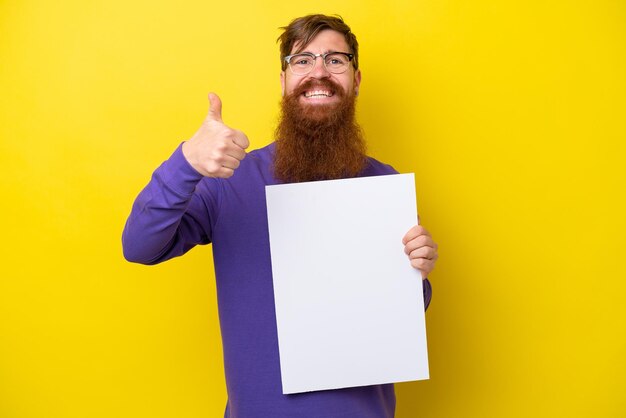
[182, 93, 250, 178]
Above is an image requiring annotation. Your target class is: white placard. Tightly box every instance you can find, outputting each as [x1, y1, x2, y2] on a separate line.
[265, 174, 429, 394]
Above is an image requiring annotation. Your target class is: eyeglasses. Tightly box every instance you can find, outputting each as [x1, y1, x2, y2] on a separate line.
[284, 52, 355, 76]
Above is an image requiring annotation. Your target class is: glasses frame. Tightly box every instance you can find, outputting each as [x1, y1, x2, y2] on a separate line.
[284, 52, 355, 76]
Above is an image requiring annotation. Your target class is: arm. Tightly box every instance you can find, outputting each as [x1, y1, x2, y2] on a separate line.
[122, 93, 249, 264]
[122, 145, 214, 264]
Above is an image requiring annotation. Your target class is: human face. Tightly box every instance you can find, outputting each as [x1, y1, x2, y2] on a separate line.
[280, 29, 361, 106]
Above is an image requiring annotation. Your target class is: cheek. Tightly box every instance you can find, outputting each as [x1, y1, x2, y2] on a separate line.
[283, 78, 300, 96]
[337, 75, 356, 93]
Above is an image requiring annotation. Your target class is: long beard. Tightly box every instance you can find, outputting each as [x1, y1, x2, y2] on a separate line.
[273, 78, 366, 183]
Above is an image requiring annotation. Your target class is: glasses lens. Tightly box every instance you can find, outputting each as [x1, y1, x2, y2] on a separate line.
[324, 53, 350, 74]
[289, 54, 314, 75]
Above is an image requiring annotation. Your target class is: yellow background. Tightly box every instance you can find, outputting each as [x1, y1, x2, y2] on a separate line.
[1, 0, 624, 417]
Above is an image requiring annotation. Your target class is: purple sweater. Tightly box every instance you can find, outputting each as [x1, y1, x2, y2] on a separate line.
[122, 142, 432, 418]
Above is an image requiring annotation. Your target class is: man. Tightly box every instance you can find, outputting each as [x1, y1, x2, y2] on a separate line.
[123, 14, 438, 418]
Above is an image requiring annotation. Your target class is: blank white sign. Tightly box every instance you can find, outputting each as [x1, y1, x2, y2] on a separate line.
[265, 173, 429, 394]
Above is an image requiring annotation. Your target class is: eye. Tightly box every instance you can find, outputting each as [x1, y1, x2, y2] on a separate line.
[325, 54, 347, 66]
[291, 54, 313, 66]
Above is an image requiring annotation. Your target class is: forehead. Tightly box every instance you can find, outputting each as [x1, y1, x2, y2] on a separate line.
[291, 29, 350, 54]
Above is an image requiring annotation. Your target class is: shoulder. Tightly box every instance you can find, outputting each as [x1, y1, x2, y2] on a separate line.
[361, 155, 399, 176]
[246, 142, 275, 162]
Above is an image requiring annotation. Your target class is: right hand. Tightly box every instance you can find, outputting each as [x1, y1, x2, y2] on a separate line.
[182, 93, 250, 178]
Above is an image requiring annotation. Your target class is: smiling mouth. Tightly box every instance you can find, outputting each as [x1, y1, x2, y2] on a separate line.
[303, 90, 334, 98]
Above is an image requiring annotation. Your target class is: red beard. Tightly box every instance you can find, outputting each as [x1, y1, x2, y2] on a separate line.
[273, 78, 366, 183]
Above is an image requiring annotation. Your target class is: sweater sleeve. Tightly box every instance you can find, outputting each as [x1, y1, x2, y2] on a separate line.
[121, 143, 219, 265]
[423, 278, 432, 311]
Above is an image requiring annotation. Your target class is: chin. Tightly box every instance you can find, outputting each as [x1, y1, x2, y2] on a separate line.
[299, 103, 338, 122]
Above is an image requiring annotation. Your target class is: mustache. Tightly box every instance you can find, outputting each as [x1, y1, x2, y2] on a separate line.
[289, 78, 346, 98]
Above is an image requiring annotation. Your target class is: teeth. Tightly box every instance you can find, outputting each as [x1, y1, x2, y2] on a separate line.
[304, 90, 333, 98]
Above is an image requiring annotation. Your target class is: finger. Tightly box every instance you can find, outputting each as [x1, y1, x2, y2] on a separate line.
[207, 92, 223, 122]
[404, 235, 437, 254]
[409, 246, 438, 260]
[402, 225, 430, 245]
[218, 154, 242, 170]
[225, 144, 247, 161]
[232, 130, 250, 149]
[214, 166, 235, 178]
[411, 258, 436, 275]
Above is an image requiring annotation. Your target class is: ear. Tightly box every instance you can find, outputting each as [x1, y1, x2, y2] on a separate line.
[354, 69, 362, 96]
[280, 71, 286, 97]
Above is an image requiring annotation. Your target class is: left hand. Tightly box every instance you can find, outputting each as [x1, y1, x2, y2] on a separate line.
[402, 225, 439, 279]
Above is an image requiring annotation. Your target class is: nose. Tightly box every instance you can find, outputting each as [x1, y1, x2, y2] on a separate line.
[309, 56, 331, 79]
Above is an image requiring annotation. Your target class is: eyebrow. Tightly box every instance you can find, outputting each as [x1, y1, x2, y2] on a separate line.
[295, 50, 342, 55]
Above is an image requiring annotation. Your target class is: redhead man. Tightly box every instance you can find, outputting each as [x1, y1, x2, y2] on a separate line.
[123, 14, 438, 418]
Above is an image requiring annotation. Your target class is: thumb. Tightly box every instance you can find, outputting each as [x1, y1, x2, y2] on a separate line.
[207, 92, 223, 122]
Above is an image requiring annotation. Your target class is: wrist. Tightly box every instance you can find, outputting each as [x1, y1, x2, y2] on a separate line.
[182, 140, 202, 174]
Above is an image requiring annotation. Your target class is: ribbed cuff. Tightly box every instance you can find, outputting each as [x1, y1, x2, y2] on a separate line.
[158, 142, 205, 196]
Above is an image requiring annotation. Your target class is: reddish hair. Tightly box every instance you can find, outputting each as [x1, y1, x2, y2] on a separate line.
[277, 14, 359, 71]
